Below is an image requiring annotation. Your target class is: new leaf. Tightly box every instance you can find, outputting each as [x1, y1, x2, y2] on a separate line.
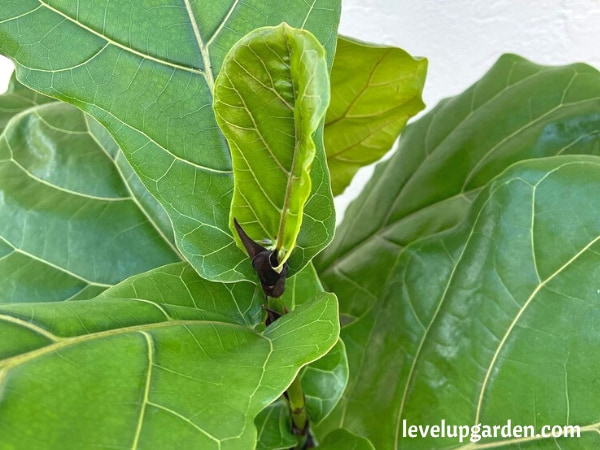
[214, 23, 332, 272]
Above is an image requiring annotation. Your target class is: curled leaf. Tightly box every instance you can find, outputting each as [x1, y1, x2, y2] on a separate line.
[214, 23, 331, 271]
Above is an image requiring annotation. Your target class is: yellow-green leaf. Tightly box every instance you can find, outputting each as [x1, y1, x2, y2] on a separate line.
[214, 23, 333, 271]
[325, 36, 427, 195]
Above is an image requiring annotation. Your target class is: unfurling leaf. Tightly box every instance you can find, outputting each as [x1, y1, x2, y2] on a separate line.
[214, 23, 332, 275]
[325, 36, 427, 195]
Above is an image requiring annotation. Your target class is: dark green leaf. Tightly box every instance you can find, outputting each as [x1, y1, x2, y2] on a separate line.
[325, 36, 427, 195]
[0, 73, 54, 132]
[214, 23, 333, 272]
[321, 156, 600, 448]
[0, 0, 341, 283]
[303, 339, 348, 425]
[317, 55, 600, 321]
[0, 82, 180, 303]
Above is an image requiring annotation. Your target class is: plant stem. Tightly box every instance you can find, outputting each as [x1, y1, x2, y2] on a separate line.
[287, 374, 309, 449]
[265, 296, 311, 448]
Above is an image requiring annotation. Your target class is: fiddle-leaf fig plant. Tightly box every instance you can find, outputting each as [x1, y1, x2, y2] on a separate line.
[3, 1, 599, 450]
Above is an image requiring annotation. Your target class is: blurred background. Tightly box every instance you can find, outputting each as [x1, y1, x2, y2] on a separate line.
[1, 0, 599, 221]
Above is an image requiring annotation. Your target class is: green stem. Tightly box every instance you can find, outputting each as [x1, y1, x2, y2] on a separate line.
[287, 374, 309, 449]
[265, 296, 311, 448]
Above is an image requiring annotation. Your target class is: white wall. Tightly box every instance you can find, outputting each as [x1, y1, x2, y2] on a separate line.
[0, 56, 12, 92]
[2, 0, 599, 219]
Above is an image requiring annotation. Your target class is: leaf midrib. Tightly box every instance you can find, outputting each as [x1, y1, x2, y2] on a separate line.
[275, 32, 299, 262]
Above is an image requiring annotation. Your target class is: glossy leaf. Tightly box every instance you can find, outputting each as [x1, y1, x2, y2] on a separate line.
[325, 36, 427, 195]
[0, 1, 341, 282]
[316, 55, 600, 448]
[0, 80, 180, 303]
[317, 55, 600, 320]
[214, 23, 332, 271]
[0, 263, 340, 449]
[320, 156, 600, 448]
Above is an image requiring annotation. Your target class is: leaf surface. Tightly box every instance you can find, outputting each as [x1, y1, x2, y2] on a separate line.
[0, 80, 180, 303]
[255, 399, 297, 450]
[214, 23, 332, 270]
[317, 55, 600, 320]
[325, 36, 427, 195]
[302, 338, 348, 425]
[98, 262, 262, 327]
[320, 156, 600, 448]
[257, 264, 348, 446]
[0, 0, 341, 282]
[315, 56, 600, 448]
[0, 262, 339, 449]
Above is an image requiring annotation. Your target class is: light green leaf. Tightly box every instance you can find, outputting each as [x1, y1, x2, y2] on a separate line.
[0, 80, 180, 303]
[98, 262, 263, 327]
[214, 23, 332, 271]
[0, 1, 341, 282]
[317, 55, 600, 321]
[280, 262, 325, 311]
[303, 339, 348, 425]
[321, 156, 600, 448]
[319, 429, 375, 450]
[280, 265, 349, 428]
[0, 263, 340, 449]
[255, 399, 298, 450]
[257, 265, 349, 444]
[325, 36, 427, 195]
[255, 339, 348, 448]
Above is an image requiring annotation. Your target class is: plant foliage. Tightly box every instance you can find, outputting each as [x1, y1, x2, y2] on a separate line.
[2, 1, 600, 449]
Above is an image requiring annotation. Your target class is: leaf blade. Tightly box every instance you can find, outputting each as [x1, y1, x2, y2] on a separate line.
[317, 55, 600, 319]
[325, 36, 427, 195]
[214, 23, 332, 270]
[0, 85, 180, 303]
[0, 263, 340, 449]
[316, 56, 600, 448]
